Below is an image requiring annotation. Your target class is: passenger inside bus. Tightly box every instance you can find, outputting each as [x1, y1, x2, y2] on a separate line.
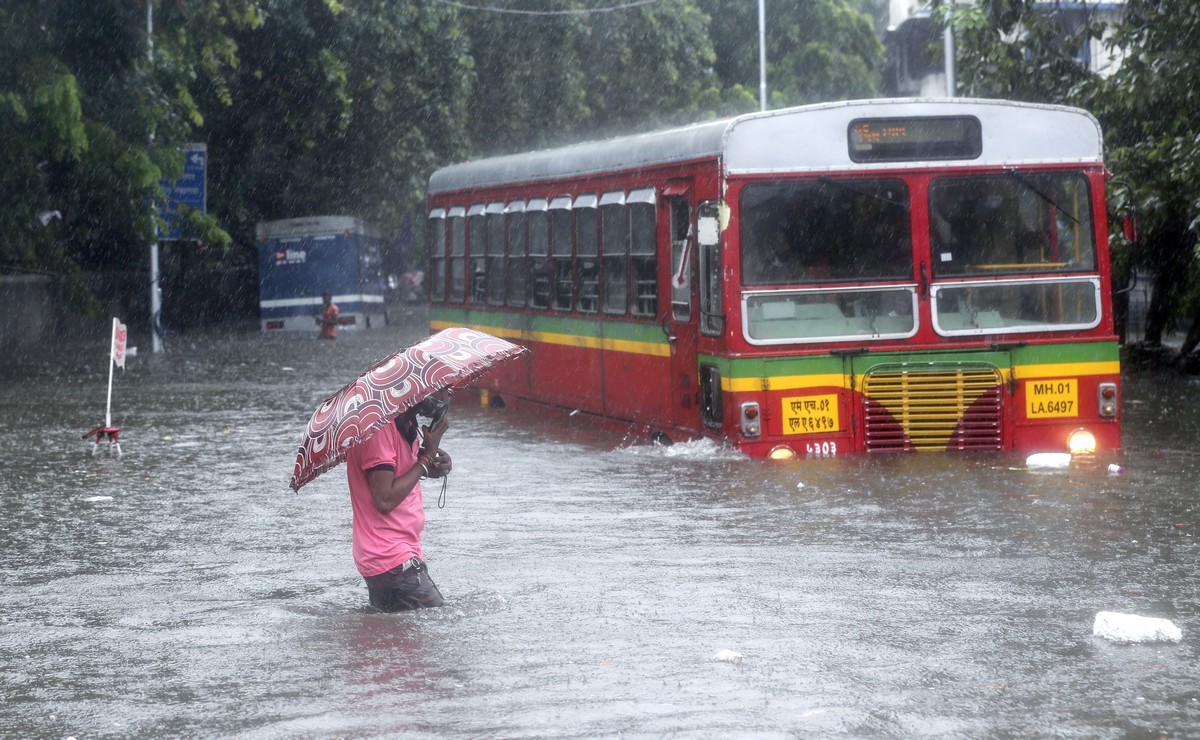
[741, 180, 911, 287]
[929, 175, 1104, 330]
[744, 224, 810, 284]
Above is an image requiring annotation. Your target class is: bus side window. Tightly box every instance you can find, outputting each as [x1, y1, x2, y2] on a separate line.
[528, 200, 550, 309]
[600, 192, 628, 316]
[448, 208, 466, 303]
[669, 196, 691, 321]
[486, 202, 505, 306]
[467, 204, 487, 304]
[550, 197, 573, 311]
[575, 194, 599, 314]
[428, 209, 446, 302]
[506, 201, 527, 308]
[630, 192, 657, 318]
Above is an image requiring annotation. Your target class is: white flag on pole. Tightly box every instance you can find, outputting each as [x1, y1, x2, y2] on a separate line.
[112, 318, 128, 369]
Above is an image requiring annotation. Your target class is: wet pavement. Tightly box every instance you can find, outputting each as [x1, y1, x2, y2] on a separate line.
[1, 314, 1197, 737]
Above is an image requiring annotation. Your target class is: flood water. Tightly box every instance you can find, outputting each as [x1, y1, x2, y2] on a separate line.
[2, 311, 1198, 738]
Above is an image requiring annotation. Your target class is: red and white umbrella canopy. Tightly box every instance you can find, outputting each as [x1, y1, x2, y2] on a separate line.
[290, 327, 528, 491]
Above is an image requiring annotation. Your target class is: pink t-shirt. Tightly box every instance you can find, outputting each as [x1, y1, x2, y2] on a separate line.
[345, 421, 425, 577]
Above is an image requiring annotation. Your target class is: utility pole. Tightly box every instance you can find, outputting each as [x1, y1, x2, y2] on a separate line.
[943, 4, 956, 98]
[147, 0, 163, 353]
[758, 0, 768, 111]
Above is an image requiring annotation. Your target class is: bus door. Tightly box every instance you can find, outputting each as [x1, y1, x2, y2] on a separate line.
[664, 190, 701, 432]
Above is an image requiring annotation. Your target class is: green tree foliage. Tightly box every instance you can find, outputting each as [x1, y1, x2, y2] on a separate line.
[939, 0, 1200, 350]
[0, 0, 254, 304]
[195, 0, 471, 260]
[1086, 1, 1200, 350]
[458, 0, 880, 152]
[702, 0, 882, 112]
[0, 2, 86, 268]
[573, 1, 718, 135]
[457, 0, 720, 153]
[457, 4, 588, 154]
[937, 0, 1092, 103]
[0, 0, 887, 313]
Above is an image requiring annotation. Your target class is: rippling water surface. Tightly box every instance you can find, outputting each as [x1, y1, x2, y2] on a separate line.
[2, 313, 1198, 738]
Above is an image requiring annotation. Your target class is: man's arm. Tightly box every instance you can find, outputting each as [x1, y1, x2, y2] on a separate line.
[365, 461, 427, 516]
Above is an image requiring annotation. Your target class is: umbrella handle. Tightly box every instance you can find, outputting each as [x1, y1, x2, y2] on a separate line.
[436, 473, 449, 509]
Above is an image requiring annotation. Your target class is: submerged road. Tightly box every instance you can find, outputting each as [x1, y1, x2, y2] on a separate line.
[1, 316, 1197, 737]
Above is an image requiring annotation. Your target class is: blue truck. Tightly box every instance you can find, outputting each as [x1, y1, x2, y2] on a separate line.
[255, 216, 387, 333]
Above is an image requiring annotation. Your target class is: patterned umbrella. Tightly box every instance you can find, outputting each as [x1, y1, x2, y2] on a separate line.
[290, 327, 529, 491]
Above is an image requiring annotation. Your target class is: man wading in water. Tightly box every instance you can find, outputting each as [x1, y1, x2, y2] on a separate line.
[317, 292, 339, 339]
[344, 392, 452, 610]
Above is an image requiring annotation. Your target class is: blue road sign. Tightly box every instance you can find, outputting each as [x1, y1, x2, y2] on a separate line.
[157, 143, 207, 240]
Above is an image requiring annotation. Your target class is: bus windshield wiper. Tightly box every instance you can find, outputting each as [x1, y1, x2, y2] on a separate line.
[1004, 168, 1079, 225]
[817, 176, 909, 211]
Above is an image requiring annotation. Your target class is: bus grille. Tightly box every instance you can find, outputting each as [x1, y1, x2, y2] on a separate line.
[861, 364, 1004, 452]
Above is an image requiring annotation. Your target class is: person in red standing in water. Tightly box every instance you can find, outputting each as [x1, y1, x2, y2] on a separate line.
[317, 292, 339, 339]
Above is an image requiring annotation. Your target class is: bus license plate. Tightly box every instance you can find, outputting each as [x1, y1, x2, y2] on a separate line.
[782, 394, 840, 434]
[1027, 379, 1078, 418]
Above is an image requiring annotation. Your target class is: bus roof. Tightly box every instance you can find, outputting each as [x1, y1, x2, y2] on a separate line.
[428, 98, 1103, 195]
[255, 215, 380, 240]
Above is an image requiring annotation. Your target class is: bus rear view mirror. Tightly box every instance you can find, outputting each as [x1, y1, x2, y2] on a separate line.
[697, 207, 720, 247]
[1121, 209, 1137, 243]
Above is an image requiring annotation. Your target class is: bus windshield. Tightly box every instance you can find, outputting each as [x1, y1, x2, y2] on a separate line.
[740, 178, 912, 286]
[928, 172, 1100, 336]
[929, 173, 1095, 277]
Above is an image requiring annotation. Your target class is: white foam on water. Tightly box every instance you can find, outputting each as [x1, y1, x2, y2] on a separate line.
[1026, 452, 1072, 469]
[1093, 611, 1182, 644]
[621, 437, 744, 461]
[82, 496, 114, 502]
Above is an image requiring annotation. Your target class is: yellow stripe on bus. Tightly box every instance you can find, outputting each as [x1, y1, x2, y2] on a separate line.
[722, 361, 1119, 393]
[1015, 361, 1120, 379]
[726, 374, 847, 392]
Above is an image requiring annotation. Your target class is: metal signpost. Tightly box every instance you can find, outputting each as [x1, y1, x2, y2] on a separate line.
[151, 143, 207, 352]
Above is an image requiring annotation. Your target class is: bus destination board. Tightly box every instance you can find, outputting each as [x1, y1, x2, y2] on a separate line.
[848, 116, 982, 163]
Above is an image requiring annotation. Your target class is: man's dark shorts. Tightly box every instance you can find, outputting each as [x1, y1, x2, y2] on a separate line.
[363, 557, 444, 612]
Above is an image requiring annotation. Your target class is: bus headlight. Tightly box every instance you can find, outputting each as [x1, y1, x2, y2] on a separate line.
[740, 402, 761, 438]
[1067, 428, 1096, 454]
[1098, 382, 1118, 417]
[768, 445, 796, 460]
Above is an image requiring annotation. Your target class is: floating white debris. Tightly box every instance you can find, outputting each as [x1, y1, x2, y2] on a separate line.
[1026, 452, 1072, 469]
[82, 496, 113, 502]
[712, 649, 744, 664]
[1093, 611, 1182, 644]
[1107, 463, 1124, 475]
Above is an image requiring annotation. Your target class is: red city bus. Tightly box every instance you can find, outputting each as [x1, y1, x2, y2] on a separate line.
[426, 98, 1120, 459]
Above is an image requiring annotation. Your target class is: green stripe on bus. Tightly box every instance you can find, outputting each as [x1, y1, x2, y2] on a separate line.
[700, 342, 1119, 393]
[430, 307, 669, 356]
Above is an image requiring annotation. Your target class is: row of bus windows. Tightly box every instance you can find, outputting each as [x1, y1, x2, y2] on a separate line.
[428, 190, 658, 318]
